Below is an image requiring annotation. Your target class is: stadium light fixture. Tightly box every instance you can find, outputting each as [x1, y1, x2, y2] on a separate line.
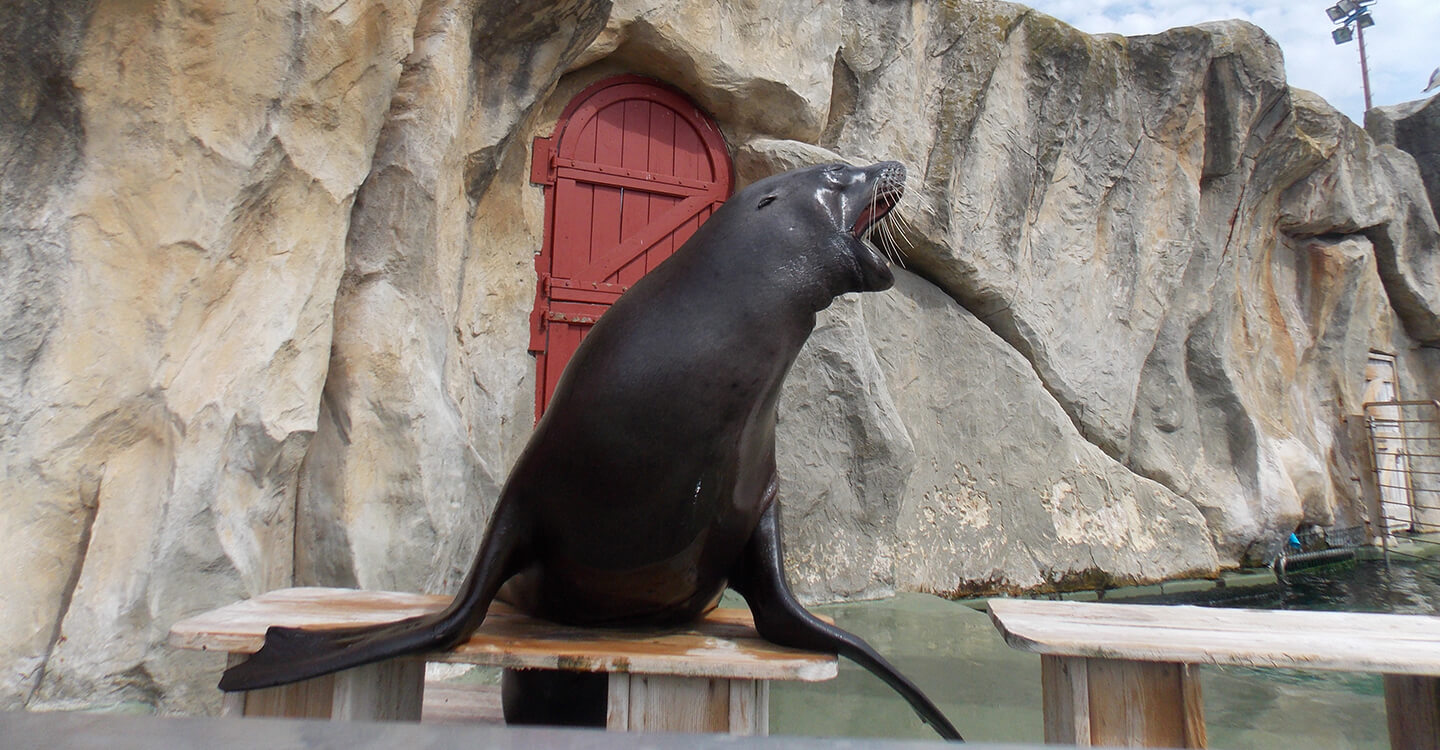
[1326, 0, 1378, 111]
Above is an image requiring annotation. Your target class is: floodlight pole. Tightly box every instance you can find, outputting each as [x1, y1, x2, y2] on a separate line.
[1356, 20, 1374, 112]
[1327, 1, 1377, 115]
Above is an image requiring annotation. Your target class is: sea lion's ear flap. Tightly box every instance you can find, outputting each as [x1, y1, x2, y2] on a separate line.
[756, 195, 776, 209]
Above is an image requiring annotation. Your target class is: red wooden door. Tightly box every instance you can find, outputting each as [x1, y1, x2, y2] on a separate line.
[529, 76, 732, 418]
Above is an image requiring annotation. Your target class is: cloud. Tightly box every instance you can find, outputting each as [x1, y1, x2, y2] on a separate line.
[1023, 0, 1440, 123]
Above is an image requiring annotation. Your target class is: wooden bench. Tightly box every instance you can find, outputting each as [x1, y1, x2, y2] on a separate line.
[989, 598, 1440, 749]
[169, 587, 836, 734]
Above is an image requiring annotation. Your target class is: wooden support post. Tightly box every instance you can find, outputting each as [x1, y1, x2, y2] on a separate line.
[606, 672, 629, 730]
[331, 659, 425, 721]
[607, 674, 767, 735]
[1041, 655, 1205, 748]
[220, 655, 246, 718]
[225, 654, 336, 719]
[1041, 655, 1090, 744]
[1087, 659, 1205, 748]
[1384, 674, 1440, 750]
[728, 678, 769, 735]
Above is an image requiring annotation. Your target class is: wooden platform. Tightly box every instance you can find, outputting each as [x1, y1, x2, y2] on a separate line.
[169, 587, 837, 735]
[989, 598, 1440, 748]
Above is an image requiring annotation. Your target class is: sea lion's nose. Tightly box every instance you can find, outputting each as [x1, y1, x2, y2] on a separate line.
[870, 161, 906, 194]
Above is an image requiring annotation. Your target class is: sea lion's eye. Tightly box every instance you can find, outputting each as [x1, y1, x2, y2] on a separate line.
[757, 195, 776, 209]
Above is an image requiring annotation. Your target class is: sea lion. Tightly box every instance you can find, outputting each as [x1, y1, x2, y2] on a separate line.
[220, 161, 963, 741]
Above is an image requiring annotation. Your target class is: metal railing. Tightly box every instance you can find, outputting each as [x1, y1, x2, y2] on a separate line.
[1362, 400, 1440, 553]
[1273, 524, 1365, 580]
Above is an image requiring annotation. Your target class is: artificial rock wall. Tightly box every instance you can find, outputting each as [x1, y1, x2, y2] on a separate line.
[3, 0, 1438, 713]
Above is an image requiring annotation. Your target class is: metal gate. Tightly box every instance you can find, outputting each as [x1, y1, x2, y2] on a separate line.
[528, 76, 732, 418]
[1363, 399, 1440, 542]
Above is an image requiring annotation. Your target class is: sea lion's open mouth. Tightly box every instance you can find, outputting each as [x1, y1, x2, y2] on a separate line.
[850, 162, 906, 240]
[851, 190, 901, 239]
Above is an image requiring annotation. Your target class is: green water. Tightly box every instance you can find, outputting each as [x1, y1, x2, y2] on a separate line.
[770, 556, 1440, 748]
[769, 593, 1046, 744]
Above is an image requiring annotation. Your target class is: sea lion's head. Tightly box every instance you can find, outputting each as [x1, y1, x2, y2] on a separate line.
[744, 161, 906, 298]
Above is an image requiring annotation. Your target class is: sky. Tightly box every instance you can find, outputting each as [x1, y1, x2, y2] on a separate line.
[1019, 0, 1439, 124]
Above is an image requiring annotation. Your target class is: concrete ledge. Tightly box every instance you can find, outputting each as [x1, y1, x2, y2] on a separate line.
[955, 568, 1280, 611]
[0, 710, 1042, 750]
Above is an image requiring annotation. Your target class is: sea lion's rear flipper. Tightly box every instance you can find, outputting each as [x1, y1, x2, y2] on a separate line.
[218, 612, 451, 690]
[729, 499, 964, 742]
[219, 496, 531, 692]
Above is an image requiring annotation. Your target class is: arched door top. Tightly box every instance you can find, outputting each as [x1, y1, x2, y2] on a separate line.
[534, 75, 730, 191]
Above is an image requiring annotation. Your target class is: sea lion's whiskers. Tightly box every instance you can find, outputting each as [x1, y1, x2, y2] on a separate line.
[869, 182, 920, 269]
[886, 205, 916, 246]
[863, 187, 892, 263]
[886, 220, 910, 269]
[869, 212, 907, 269]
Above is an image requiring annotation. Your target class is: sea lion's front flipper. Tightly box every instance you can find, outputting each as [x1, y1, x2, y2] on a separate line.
[729, 499, 964, 742]
[219, 495, 531, 692]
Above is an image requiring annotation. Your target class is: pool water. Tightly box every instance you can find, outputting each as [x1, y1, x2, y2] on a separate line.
[769, 555, 1440, 748]
[768, 591, 1046, 744]
[1196, 554, 1440, 749]
[1260, 554, 1440, 615]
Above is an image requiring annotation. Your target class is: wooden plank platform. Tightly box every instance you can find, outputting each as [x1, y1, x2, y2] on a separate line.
[989, 598, 1440, 749]
[170, 587, 837, 735]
